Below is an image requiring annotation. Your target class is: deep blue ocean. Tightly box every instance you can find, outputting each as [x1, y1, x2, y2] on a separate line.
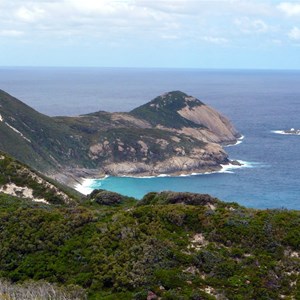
[0, 67, 299, 209]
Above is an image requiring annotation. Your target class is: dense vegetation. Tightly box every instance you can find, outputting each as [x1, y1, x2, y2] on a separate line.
[130, 91, 205, 129]
[0, 279, 87, 300]
[0, 189, 300, 299]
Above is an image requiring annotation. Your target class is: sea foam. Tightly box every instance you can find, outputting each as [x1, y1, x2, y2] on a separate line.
[225, 135, 245, 147]
[75, 178, 99, 195]
[272, 130, 300, 135]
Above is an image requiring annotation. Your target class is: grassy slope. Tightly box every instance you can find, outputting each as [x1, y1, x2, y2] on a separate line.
[0, 191, 299, 299]
[130, 91, 205, 129]
[0, 90, 92, 172]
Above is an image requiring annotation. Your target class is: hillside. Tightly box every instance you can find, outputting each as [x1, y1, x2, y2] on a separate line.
[0, 89, 240, 181]
[0, 190, 299, 299]
[0, 89, 92, 173]
[130, 91, 205, 129]
[130, 91, 240, 144]
[0, 151, 81, 205]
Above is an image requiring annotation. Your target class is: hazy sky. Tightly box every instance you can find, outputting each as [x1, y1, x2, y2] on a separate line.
[0, 0, 300, 69]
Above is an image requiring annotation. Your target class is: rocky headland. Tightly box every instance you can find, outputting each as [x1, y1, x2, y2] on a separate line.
[0, 90, 241, 185]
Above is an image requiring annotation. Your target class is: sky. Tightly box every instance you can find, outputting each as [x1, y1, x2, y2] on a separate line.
[0, 0, 300, 69]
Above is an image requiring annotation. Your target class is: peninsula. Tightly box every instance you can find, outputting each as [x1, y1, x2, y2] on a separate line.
[0, 90, 240, 185]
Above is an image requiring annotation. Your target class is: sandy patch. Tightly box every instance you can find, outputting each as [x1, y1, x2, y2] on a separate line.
[0, 183, 49, 204]
[188, 233, 208, 250]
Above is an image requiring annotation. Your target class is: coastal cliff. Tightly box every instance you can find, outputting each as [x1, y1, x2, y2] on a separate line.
[0, 89, 240, 182]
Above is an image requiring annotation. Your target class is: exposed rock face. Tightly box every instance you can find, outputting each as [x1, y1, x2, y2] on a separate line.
[0, 89, 240, 181]
[102, 143, 228, 176]
[178, 105, 239, 144]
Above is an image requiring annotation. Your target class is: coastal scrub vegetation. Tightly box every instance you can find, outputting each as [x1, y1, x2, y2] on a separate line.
[0, 190, 300, 299]
[130, 91, 205, 129]
[0, 151, 80, 205]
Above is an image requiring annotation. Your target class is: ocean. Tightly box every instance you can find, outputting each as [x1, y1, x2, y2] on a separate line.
[0, 67, 299, 209]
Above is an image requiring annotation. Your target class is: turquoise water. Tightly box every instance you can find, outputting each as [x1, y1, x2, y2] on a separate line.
[86, 120, 300, 209]
[0, 68, 300, 209]
[87, 153, 298, 209]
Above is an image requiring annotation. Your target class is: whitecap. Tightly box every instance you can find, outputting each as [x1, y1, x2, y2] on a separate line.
[272, 130, 300, 135]
[218, 160, 264, 173]
[225, 135, 245, 147]
[121, 174, 156, 179]
[75, 178, 98, 195]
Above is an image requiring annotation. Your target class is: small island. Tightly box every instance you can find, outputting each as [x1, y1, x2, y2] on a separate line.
[273, 128, 300, 135]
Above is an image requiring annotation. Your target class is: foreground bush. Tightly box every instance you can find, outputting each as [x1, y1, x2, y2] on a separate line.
[0, 192, 300, 299]
[0, 279, 87, 300]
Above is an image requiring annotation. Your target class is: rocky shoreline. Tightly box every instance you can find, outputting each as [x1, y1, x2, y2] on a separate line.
[52, 158, 242, 194]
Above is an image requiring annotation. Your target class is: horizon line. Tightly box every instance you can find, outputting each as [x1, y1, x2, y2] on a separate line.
[0, 66, 300, 72]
